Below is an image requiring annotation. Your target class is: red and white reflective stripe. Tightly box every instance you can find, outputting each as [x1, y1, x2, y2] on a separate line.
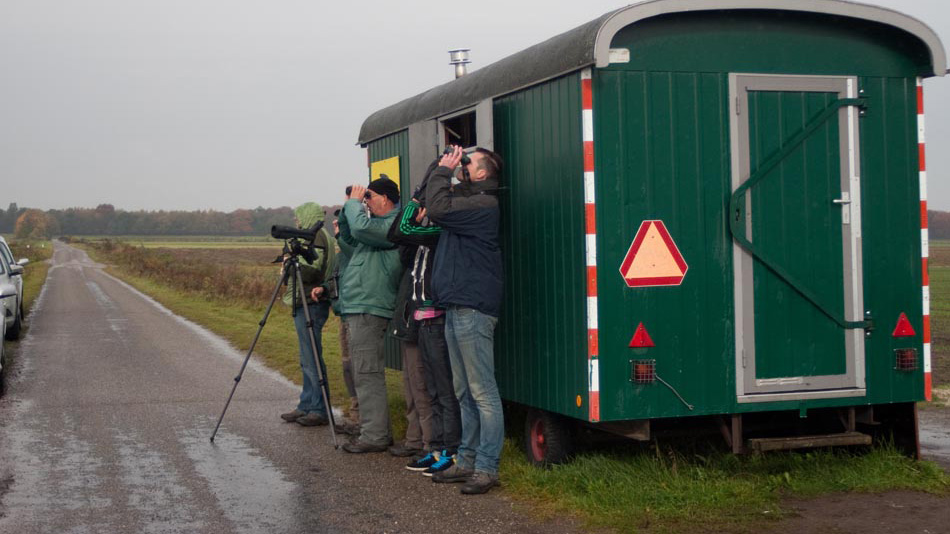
[918, 77, 932, 401]
[582, 68, 600, 422]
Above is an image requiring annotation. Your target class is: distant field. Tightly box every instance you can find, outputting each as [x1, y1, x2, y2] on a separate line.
[75, 235, 276, 248]
[929, 240, 950, 390]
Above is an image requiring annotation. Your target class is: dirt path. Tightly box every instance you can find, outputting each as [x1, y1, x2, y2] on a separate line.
[758, 404, 950, 534]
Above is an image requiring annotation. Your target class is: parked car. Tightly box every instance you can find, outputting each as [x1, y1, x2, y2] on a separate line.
[0, 236, 28, 340]
[0, 281, 16, 392]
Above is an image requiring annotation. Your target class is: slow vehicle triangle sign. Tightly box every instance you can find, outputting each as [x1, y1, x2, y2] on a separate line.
[619, 220, 687, 287]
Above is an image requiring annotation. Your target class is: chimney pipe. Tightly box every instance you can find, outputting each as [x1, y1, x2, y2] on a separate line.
[448, 48, 471, 79]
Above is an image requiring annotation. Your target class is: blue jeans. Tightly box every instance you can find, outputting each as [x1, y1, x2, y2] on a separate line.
[293, 301, 330, 415]
[445, 306, 502, 475]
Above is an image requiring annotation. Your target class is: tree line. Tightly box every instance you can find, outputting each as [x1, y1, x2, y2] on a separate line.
[5, 202, 950, 241]
[0, 203, 307, 239]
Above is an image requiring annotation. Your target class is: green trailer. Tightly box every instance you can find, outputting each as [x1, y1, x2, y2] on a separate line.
[358, 0, 947, 462]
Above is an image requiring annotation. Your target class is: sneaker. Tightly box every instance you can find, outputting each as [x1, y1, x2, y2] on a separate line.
[460, 471, 500, 495]
[389, 442, 424, 458]
[406, 451, 439, 471]
[280, 409, 306, 422]
[431, 464, 473, 484]
[296, 413, 329, 427]
[422, 452, 454, 477]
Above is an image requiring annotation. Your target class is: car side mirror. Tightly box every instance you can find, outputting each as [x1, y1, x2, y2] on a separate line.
[16, 258, 29, 267]
[9, 264, 23, 276]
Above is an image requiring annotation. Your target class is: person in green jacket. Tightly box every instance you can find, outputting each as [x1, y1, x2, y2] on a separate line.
[337, 177, 403, 453]
[279, 202, 337, 427]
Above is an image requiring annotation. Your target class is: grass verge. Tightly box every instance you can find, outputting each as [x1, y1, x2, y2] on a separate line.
[8, 239, 52, 321]
[501, 439, 949, 533]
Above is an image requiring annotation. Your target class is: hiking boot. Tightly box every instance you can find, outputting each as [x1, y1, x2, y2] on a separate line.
[389, 442, 424, 458]
[406, 451, 439, 471]
[341, 439, 389, 454]
[280, 409, 306, 422]
[296, 413, 329, 427]
[422, 451, 454, 477]
[333, 420, 360, 436]
[460, 471, 500, 495]
[431, 464, 473, 484]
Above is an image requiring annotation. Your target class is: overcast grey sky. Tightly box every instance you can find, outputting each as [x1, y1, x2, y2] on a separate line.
[1, 0, 948, 211]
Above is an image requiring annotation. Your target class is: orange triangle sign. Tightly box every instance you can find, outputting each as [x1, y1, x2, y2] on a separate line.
[619, 220, 687, 287]
[892, 313, 917, 337]
[629, 322, 655, 348]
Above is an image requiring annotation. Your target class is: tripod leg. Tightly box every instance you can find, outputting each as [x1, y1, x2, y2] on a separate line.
[295, 262, 340, 449]
[210, 264, 289, 442]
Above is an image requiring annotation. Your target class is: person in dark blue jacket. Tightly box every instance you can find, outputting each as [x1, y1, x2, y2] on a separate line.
[424, 145, 505, 495]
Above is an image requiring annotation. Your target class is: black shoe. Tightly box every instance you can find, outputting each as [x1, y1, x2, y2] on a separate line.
[296, 413, 329, 427]
[342, 440, 389, 454]
[280, 409, 306, 422]
[460, 471, 499, 495]
[389, 442, 424, 458]
[431, 464, 473, 483]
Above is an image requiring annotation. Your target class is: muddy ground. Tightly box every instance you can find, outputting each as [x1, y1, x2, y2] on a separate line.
[755, 402, 950, 534]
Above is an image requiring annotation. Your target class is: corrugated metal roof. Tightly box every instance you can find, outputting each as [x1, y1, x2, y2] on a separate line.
[358, 0, 947, 145]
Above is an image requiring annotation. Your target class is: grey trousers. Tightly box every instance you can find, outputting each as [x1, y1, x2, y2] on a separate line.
[401, 341, 434, 451]
[346, 313, 392, 446]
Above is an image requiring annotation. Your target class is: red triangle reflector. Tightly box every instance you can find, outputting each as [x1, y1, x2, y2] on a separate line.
[892, 313, 917, 337]
[629, 322, 655, 348]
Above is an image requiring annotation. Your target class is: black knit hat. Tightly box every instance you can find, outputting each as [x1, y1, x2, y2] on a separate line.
[368, 176, 400, 204]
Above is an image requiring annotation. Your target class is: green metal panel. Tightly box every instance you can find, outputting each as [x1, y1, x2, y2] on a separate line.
[366, 130, 410, 370]
[367, 130, 412, 204]
[746, 90, 847, 379]
[591, 11, 926, 420]
[856, 76, 923, 404]
[493, 73, 589, 420]
[594, 70, 734, 421]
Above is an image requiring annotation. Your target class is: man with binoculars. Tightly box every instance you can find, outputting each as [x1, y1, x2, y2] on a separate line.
[336, 177, 403, 453]
[423, 145, 506, 495]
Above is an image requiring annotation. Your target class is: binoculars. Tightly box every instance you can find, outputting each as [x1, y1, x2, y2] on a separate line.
[443, 146, 471, 166]
[344, 185, 371, 199]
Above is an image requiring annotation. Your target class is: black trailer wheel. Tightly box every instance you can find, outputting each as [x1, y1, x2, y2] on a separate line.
[524, 409, 573, 467]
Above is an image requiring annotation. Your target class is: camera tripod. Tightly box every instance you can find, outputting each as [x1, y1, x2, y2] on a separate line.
[210, 240, 339, 448]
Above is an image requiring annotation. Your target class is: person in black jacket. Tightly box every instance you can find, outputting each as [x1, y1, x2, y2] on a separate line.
[424, 145, 505, 495]
[388, 165, 462, 478]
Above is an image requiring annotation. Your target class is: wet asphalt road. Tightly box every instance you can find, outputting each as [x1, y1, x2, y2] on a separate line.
[0, 243, 580, 534]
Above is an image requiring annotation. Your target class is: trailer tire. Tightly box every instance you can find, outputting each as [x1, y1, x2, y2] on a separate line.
[524, 409, 573, 467]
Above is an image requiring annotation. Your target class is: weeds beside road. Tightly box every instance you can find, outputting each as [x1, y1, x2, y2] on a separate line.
[77, 237, 950, 533]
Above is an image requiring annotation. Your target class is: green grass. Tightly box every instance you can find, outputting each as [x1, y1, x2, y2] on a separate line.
[501, 439, 947, 532]
[13, 241, 52, 313]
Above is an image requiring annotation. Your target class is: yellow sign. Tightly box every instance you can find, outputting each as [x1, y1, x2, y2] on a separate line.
[370, 156, 400, 190]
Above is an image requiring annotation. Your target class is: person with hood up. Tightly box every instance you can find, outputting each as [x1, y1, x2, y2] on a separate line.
[279, 202, 337, 427]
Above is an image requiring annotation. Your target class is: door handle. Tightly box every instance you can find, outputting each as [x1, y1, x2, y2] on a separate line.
[833, 193, 851, 205]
